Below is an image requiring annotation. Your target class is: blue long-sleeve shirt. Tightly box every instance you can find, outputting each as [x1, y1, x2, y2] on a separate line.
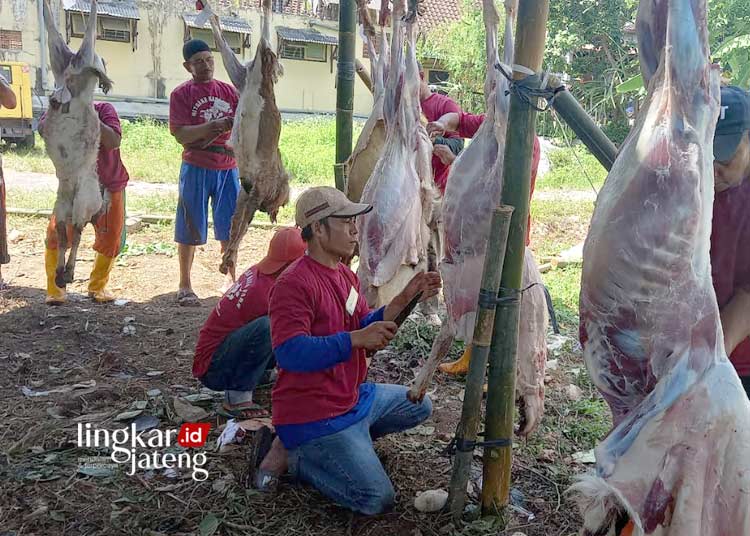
[275, 306, 385, 449]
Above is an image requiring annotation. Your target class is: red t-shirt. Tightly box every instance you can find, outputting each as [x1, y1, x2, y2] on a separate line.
[269, 255, 370, 426]
[421, 92, 462, 192]
[711, 179, 750, 375]
[192, 265, 277, 378]
[169, 79, 239, 171]
[457, 112, 540, 246]
[39, 102, 130, 192]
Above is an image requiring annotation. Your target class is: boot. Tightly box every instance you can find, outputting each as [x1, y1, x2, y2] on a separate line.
[88, 253, 116, 303]
[439, 346, 472, 375]
[45, 247, 66, 305]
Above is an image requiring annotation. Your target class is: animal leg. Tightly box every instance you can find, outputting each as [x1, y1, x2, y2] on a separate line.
[63, 224, 84, 285]
[54, 219, 68, 288]
[219, 187, 259, 275]
[407, 323, 455, 402]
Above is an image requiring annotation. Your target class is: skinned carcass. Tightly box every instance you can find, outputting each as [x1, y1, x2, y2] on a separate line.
[406, 0, 547, 437]
[570, 0, 750, 534]
[202, 0, 290, 275]
[357, 0, 435, 308]
[41, 0, 112, 288]
[345, 0, 389, 204]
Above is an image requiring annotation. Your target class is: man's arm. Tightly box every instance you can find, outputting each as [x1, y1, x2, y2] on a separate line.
[96, 104, 122, 150]
[170, 119, 231, 147]
[0, 76, 16, 110]
[721, 287, 750, 355]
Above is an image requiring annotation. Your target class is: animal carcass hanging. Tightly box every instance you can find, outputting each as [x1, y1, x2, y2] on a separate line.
[572, 0, 750, 534]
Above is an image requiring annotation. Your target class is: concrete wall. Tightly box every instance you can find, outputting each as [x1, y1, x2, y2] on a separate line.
[1, 0, 374, 116]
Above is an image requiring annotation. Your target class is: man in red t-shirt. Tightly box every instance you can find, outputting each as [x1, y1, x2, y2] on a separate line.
[193, 227, 306, 418]
[711, 85, 750, 392]
[268, 186, 441, 514]
[40, 102, 130, 304]
[426, 110, 541, 245]
[169, 39, 240, 306]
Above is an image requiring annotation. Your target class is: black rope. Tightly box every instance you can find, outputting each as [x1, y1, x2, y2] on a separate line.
[477, 282, 543, 309]
[495, 63, 565, 112]
[444, 432, 512, 458]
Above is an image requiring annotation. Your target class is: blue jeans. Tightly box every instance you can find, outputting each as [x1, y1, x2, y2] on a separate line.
[200, 316, 275, 393]
[288, 384, 432, 515]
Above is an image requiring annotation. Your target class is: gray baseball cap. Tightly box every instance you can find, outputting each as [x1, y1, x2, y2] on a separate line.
[714, 85, 750, 163]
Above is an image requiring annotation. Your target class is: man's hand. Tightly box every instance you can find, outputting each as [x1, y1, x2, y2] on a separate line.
[208, 117, 232, 137]
[351, 321, 398, 351]
[433, 144, 456, 165]
[384, 271, 442, 321]
[426, 120, 447, 140]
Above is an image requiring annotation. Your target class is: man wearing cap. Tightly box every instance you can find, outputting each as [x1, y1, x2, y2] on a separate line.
[711, 85, 750, 394]
[268, 186, 441, 514]
[193, 227, 306, 417]
[170, 39, 240, 306]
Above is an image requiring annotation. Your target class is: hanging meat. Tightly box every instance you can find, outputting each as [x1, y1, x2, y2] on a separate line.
[201, 0, 290, 275]
[356, 0, 435, 308]
[41, 0, 113, 288]
[345, 0, 389, 204]
[571, 0, 750, 534]
[406, 0, 547, 436]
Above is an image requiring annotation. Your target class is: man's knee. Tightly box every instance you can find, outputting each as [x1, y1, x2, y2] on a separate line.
[355, 483, 395, 515]
[415, 394, 433, 423]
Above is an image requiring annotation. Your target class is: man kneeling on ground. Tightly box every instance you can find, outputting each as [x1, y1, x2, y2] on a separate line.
[267, 186, 441, 514]
[192, 227, 306, 418]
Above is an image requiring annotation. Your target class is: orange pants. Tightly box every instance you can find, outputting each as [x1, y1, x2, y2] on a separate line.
[46, 189, 125, 258]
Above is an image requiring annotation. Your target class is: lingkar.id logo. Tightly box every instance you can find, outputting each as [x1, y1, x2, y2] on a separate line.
[77, 422, 211, 481]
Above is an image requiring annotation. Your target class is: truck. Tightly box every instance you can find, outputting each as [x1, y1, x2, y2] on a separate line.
[0, 61, 35, 148]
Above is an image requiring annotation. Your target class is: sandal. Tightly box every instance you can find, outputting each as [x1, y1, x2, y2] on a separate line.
[218, 402, 269, 420]
[177, 289, 201, 307]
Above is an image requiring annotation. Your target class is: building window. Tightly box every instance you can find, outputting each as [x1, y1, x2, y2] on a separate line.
[0, 29, 22, 50]
[70, 13, 133, 43]
[280, 41, 327, 62]
[190, 28, 244, 54]
[428, 70, 449, 85]
[272, 0, 284, 13]
[0, 65, 12, 84]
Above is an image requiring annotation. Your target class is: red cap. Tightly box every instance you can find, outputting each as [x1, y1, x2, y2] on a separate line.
[256, 227, 306, 275]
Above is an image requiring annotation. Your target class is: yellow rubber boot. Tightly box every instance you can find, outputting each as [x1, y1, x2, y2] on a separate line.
[88, 253, 116, 303]
[45, 248, 66, 305]
[439, 346, 472, 375]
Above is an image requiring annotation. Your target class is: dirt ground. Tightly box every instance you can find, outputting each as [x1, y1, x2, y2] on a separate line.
[0, 215, 599, 536]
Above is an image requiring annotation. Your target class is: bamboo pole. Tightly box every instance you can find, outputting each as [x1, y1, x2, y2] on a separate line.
[355, 59, 374, 93]
[447, 205, 514, 518]
[481, 0, 550, 515]
[335, 0, 357, 189]
[547, 75, 618, 171]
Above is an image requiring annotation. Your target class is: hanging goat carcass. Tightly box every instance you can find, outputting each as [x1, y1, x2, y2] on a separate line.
[356, 0, 435, 308]
[571, 0, 750, 534]
[345, 0, 389, 204]
[406, 0, 547, 436]
[201, 0, 290, 275]
[41, 0, 112, 288]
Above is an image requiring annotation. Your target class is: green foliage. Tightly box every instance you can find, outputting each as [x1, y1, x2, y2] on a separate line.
[418, 0, 488, 113]
[541, 265, 583, 328]
[537, 145, 607, 191]
[120, 118, 183, 184]
[280, 117, 363, 185]
[563, 397, 611, 448]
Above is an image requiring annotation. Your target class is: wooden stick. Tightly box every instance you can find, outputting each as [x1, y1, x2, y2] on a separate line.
[447, 205, 513, 518]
